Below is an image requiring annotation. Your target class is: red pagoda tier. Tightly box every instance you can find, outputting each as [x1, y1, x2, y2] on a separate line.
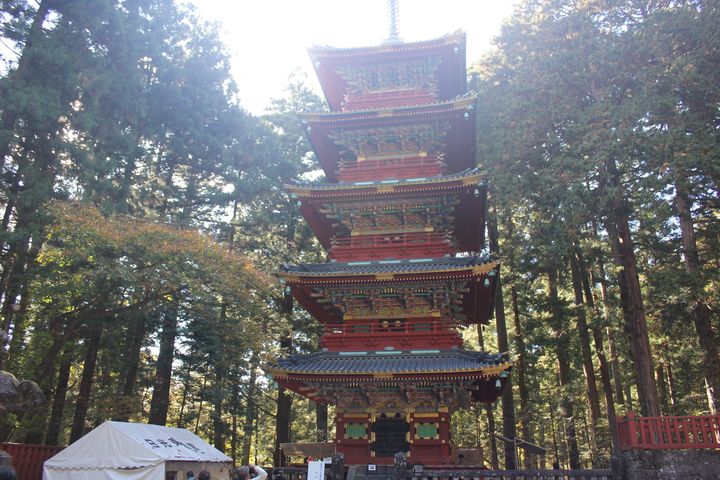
[271, 350, 510, 462]
[279, 255, 500, 350]
[266, 30, 512, 466]
[287, 167, 487, 260]
[272, 349, 510, 405]
[309, 31, 467, 112]
[300, 96, 476, 182]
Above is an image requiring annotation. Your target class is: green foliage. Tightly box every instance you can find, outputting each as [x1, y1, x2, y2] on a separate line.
[475, 0, 720, 467]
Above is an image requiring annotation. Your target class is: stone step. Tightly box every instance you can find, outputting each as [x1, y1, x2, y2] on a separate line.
[346, 464, 402, 480]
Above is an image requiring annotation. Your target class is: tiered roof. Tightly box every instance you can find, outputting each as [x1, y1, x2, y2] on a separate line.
[301, 97, 476, 181]
[269, 30, 510, 411]
[309, 31, 467, 111]
[272, 350, 511, 405]
[281, 254, 497, 278]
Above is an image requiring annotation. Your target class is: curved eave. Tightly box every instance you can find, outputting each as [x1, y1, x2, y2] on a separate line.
[267, 361, 512, 379]
[309, 32, 467, 111]
[300, 96, 476, 124]
[279, 260, 500, 282]
[308, 31, 465, 60]
[286, 170, 485, 198]
[300, 98, 477, 182]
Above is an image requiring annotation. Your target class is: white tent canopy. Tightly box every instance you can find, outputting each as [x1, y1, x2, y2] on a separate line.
[44, 421, 232, 480]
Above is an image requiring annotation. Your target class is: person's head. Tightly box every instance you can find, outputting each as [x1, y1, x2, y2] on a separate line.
[235, 466, 250, 480]
[198, 470, 211, 480]
[0, 466, 16, 480]
[186, 471, 195, 480]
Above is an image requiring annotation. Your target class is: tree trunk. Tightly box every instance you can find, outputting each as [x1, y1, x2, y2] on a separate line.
[549, 406, 560, 469]
[510, 286, 533, 469]
[241, 352, 259, 465]
[0, 236, 31, 337]
[666, 363, 678, 415]
[69, 323, 103, 443]
[113, 311, 147, 421]
[316, 402, 328, 442]
[273, 212, 298, 467]
[656, 363, 669, 415]
[0, 194, 16, 247]
[538, 420, 546, 469]
[149, 304, 179, 425]
[569, 255, 601, 463]
[274, 337, 292, 467]
[231, 378, 239, 463]
[675, 180, 720, 413]
[195, 374, 208, 433]
[487, 205, 517, 470]
[576, 248, 619, 456]
[45, 348, 73, 445]
[605, 158, 660, 416]
[591, 325, 619, 457]
[548, 267, 580, 469]
[477, 324, 499, 470]
[213, 366, 225, 451]
[177, 348, 197, 428]
[597, 260, 625, 406]
[495, 275, 517, 470]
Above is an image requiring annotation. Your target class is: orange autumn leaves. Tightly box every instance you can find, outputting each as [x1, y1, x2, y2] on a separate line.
[38, 201, 270, 308]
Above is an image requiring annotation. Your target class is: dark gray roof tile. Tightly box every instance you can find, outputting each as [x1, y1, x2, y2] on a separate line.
[282, 254, 496, 276]
[271, 349, 509, 375]
[288, 167, 483, 190]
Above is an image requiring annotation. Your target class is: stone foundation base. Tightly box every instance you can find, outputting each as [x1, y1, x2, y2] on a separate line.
[620, 449, 720, 480]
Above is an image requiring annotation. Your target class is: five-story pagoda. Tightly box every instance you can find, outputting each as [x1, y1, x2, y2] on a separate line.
[267, 15, 511, 466]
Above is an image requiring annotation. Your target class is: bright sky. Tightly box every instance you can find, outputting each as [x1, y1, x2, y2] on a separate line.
[191, 0, 519, 115]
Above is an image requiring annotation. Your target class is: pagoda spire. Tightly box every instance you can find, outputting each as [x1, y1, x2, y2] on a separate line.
[384, 0, 402, 44]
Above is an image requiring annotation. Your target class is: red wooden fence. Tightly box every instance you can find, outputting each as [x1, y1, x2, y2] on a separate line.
[0, 443, 64, 480]
[617, 412, 720, 450]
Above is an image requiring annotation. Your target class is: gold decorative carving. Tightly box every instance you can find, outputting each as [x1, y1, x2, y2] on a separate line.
[375, 273, 395, 281]
[461, 176, 481, 186]
[289, 188, 311, 197]
[344, 413, 369, 418]
[472, 263, 498, 275]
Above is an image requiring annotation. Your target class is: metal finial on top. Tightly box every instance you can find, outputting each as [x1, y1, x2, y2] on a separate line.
[384, 0, 402, 44]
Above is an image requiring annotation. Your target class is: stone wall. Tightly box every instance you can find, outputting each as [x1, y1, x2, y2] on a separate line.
[620, 449, 720, 480]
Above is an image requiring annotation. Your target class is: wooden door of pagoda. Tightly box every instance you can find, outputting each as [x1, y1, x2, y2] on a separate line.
[370, 416, 410, 458]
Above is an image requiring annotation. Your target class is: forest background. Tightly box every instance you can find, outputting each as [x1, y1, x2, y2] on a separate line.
[0, 0, 718, 471]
